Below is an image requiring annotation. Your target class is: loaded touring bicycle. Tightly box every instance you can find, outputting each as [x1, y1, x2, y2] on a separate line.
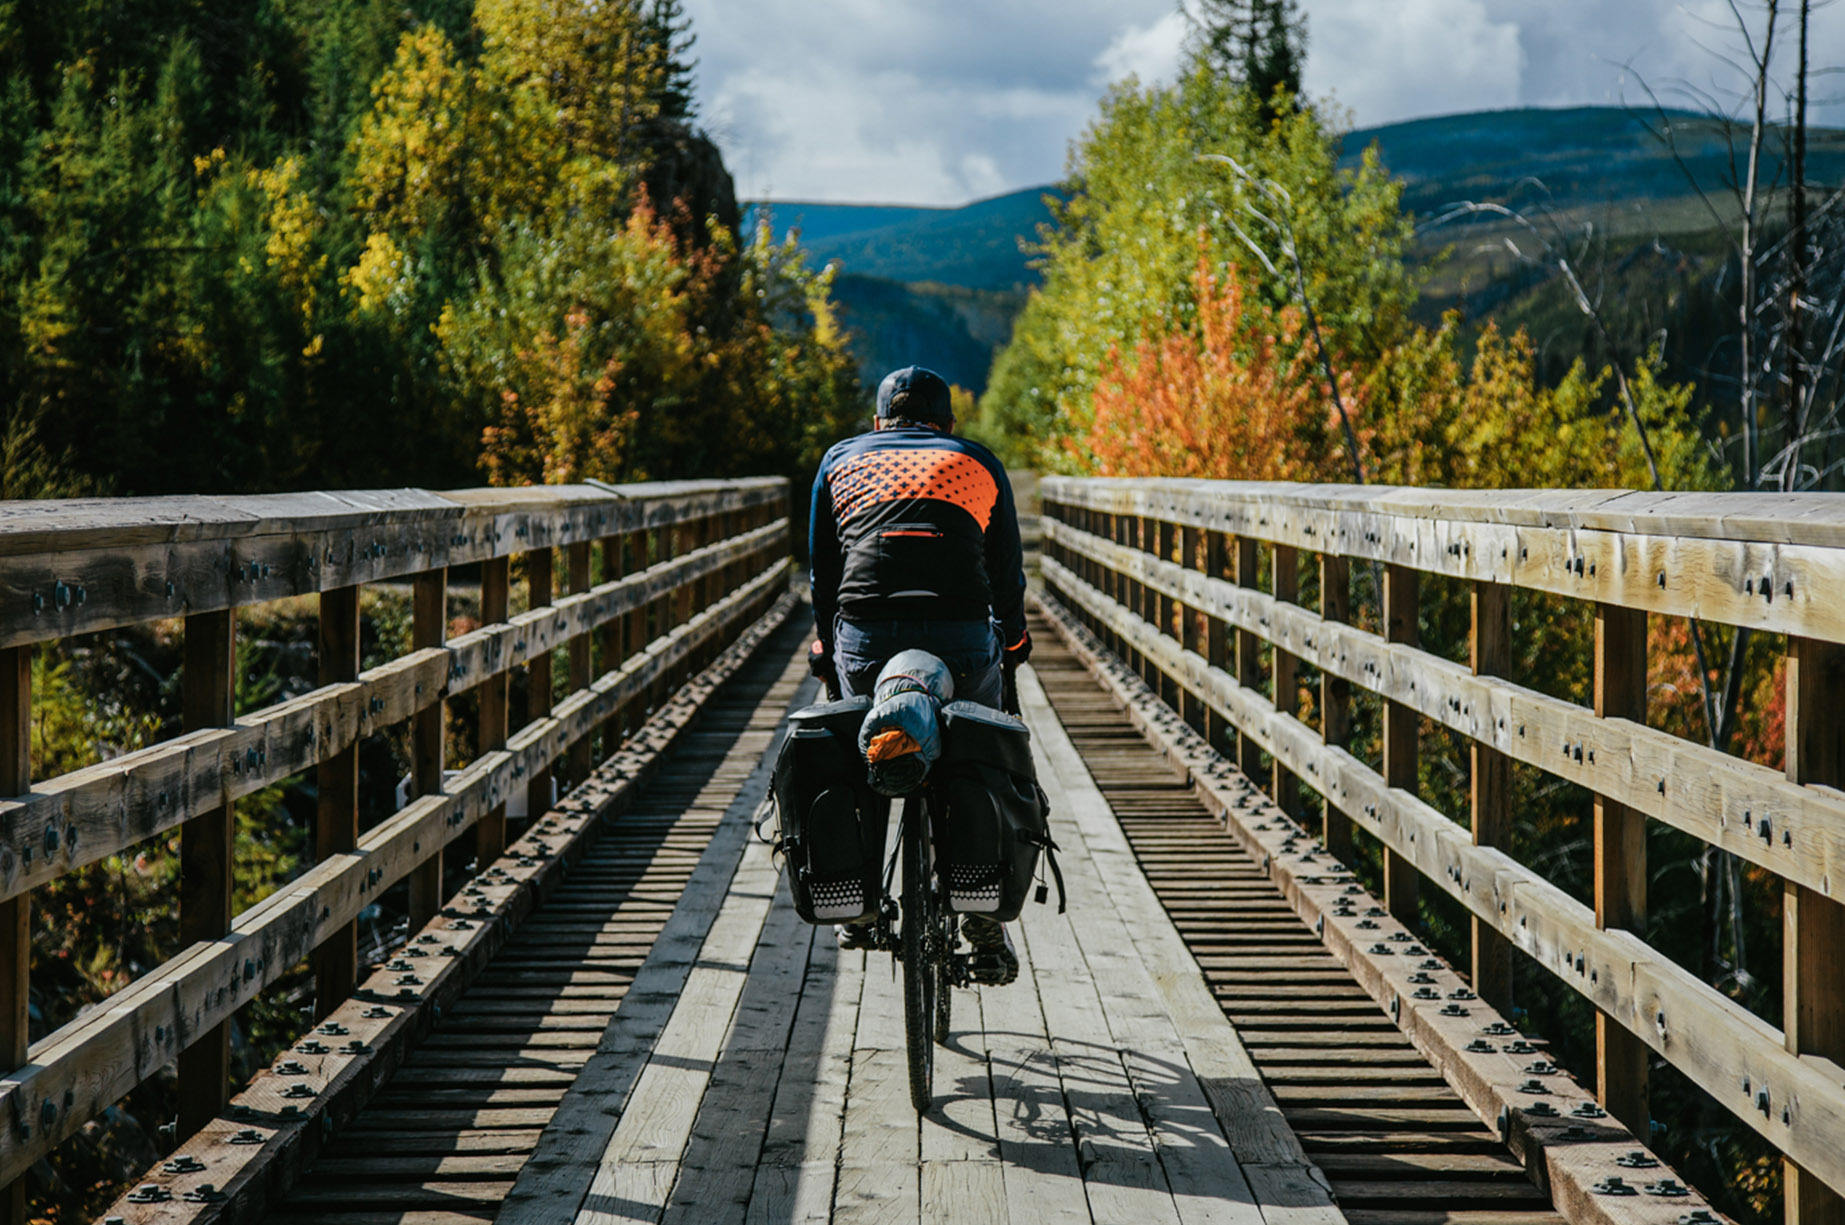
[768, 651, 1063, 1112]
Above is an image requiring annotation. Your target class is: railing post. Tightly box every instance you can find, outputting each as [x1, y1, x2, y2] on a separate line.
[0, 646, 29, 1225]
[477, 556, 511, 864]
[408, 568, 447, 927]
[649, 525, 673, 709]
[1234, 535, 1263, 780]
[179, 609, 235, 1133]
[1134, 514, 1154, 689]
[624, 528, 648, 726]
[1117, 511, 1135, 668]
[598, 535, 625, 759]
[1272, 544, 1300, 817]
[314, 585, 361, 1016]
[1205, 529, 1230, 759]
[1156, 519, 1178, 708]
[1180, 524, 1204, 734]
[1471, 581, 1514, 1013]
[1320, 554, 1352, 860]
[566, 541, 593, 786]
[524, 548, 555, 825]
[1784, 636, 1845, 1224]
[1382, 564, 1419, 925]
[1593, 602, 1648, 1134]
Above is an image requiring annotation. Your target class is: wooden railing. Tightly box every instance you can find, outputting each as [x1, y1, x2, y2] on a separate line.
[1041, 477, 1845, 1221]
[0, 478, 790, 1217]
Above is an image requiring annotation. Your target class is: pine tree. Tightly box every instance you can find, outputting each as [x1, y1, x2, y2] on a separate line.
[645, 0, 696, 121]
[1191, 0, 1305, 121]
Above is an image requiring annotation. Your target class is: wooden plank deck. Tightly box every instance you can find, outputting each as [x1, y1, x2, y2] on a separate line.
[250, 611, 1576, 1225]
[468, 671, 1338, 1225]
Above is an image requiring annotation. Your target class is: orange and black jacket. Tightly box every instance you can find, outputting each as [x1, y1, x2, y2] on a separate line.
[808, 425, 1027, 653]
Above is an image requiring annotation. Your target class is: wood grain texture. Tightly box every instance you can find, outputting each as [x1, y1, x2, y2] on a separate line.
[1592, 602, 1647, 1135]
[409, 567, 449, 929]
[1318, 553, 1352, 862]
[315, 584, 363, 1015]
[1035, 591, 1723, 1225]
[1271, 545, 1300, 819]
[1042, 516, 1845, 903]
[0, 560, 792, 1193]
[95, 592, 803, 1225]
[566, 541, 594, 786]
[1042, 476, 1845, 644]
[1381, 564, 1419, 927]
[1786, 635, 1845, 1225]
[0, 480, 787, 650]
[178, 607, 235, 1134]
[1038, 554, 1845, 1201]
[478, 554, 512, 865]
[1470, 581, 1513, 1014]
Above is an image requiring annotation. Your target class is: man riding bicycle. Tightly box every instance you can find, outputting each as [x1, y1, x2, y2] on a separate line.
[808, 365, 1030, 980]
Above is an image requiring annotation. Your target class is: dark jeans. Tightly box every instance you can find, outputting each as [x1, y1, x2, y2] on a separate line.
[833, 616, 1003, 708]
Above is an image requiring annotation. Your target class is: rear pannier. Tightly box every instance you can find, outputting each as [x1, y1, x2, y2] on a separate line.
[771, 698, 883, 924]
[937, 701, 1055, 921]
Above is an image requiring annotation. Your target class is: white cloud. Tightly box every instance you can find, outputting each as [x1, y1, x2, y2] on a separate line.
[1094, 11, 1189, 89]
[1303, 0, 1524, 125]
[680, 0, 1845, 206]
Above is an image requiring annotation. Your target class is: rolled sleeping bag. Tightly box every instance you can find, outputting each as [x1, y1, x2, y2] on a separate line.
[858, 650, 954, 796]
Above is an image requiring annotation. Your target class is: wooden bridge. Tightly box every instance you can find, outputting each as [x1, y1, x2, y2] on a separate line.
[1, 476, 1842, 1225]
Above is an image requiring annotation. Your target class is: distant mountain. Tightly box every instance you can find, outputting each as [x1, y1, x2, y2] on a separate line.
[757, 106, 1845, 396]
[1349, 105, 1845, 231]
[748, 201, 947, 245]
[826, 276, 1026, 393]
[752, 186, 1062, 292]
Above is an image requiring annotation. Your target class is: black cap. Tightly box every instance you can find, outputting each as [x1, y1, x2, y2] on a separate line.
[875, 366, 953, 427]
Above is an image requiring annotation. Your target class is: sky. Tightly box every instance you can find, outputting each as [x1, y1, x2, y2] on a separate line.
[677, 0, 1845, 206]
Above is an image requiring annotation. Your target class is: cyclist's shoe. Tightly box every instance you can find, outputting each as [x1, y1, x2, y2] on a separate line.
[963, 916, 1018, 986]
[836, 921, 877, 952]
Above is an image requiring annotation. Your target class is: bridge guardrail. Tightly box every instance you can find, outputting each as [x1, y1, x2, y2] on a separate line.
[1040, 476, 1845, 1216]
[0, 478, 791, 1214]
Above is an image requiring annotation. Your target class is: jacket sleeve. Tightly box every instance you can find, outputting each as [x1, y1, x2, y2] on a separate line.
[808, 458, 842, 649]
[985, 465, 1028, 653]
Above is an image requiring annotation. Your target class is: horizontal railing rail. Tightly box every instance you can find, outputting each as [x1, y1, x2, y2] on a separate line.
[1040, 476, 1845, 1220]
[0, 479, 791, 1217]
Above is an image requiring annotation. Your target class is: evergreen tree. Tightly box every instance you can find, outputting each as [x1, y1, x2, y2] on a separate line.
[1190, 0, 1305, 121]
[645, 0, 697, 121]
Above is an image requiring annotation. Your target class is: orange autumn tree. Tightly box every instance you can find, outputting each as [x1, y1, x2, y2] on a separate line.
[1084, 257, 1359, 481]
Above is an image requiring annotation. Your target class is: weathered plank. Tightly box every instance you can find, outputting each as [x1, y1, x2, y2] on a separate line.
[7, 564, 792, 1194]
[98, 592, 803, 1224]
[1034, 586, 1758, 1221]
[0, 479, 786, 648]
[496, 654, 815, 1224]
[1042, 518, 1845, 904]
[1043, 477, 1845, 642]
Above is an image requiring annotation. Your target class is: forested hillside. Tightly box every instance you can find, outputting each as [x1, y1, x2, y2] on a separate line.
[757, 104, 1845, 404]
[0, 0, 863, 501]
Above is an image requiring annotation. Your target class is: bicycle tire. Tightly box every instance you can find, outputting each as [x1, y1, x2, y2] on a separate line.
[932, 928, 953, 1045]
[901, 796, 935, 1113]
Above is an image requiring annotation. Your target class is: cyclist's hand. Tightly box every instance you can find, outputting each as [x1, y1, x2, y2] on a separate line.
[809, 639, 841, 700]
[1003, 628, 1032, 670]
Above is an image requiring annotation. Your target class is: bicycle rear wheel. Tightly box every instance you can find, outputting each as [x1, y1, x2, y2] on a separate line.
[932, 934, 953, 1045]
[900, 796, 935, 1113]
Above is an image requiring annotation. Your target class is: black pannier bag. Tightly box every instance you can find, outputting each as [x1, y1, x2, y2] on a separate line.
[938, 700, 1059, 921]
[771, 697, 883, 925]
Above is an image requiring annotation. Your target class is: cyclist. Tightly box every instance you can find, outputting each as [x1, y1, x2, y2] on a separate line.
[808, 365, 1030, 981]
